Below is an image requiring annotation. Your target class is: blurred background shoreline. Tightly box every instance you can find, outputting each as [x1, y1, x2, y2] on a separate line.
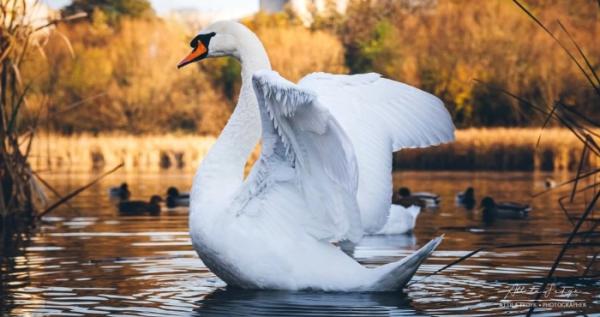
[21, 0, 599, 132]
[2, 2, 599, 316]
[25, 128, 599, 172]
[14, 0, 597, 173]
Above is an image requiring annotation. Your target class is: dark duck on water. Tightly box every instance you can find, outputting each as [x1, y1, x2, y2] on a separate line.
[166, 187, 190, 208]
[480, 196, 531, 224]
[456, 187, 476, 209]
[109, 182, 131, 200]
[393, 187, 426, 208]
[118, 195, 163, 215]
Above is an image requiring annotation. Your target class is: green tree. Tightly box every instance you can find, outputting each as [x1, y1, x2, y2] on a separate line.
[63, 0, 154, 24]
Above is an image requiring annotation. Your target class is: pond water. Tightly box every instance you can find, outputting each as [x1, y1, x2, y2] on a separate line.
[1, 171, 598, 316]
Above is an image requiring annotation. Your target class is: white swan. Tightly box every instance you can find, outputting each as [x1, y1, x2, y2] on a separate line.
[376, 205, 421, 235]
[179, 21, 454, 291]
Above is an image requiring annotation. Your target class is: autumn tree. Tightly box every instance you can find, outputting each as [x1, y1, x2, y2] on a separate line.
[63, 0, 154, 24]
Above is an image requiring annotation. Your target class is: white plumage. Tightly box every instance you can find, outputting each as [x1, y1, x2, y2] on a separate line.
[376, 205, 421, 235]
[185, 21, 454, 292]
[300, 73, 454, 232]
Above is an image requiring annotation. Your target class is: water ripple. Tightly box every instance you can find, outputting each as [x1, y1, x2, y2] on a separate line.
[2, 171, 598, 316]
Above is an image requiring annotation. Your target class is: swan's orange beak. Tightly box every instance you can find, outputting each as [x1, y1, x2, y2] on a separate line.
[177, 42, 208, 69]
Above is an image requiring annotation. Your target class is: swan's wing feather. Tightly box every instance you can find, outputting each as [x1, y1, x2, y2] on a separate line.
[248, 70, 362, 243]
[299, 72, 455, 149]
[299, 73, 455, 232]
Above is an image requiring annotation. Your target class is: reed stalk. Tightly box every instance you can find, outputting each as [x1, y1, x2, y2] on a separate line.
[0, 1, 93, 254]
[412, 2, 599, 315]
[508, 1, 600, 314]
[1, 0, 48, 248]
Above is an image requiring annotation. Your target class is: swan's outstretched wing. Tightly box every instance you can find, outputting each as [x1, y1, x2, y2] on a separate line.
[299, 73, 455, 232]
[241, 70, 362, 243]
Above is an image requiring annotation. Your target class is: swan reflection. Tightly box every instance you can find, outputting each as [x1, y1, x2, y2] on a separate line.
[192, 288, 421, 317]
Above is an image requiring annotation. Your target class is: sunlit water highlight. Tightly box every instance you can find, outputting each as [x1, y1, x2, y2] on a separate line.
[1, 171, 598, 316]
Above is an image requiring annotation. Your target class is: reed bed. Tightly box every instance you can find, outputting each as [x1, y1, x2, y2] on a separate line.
[395, 128, 599, 171]
[0, 1, 92, 256]
[26, 133, 217, 172]
[419, 3, 600, 315]
[25, 128, 596, 172]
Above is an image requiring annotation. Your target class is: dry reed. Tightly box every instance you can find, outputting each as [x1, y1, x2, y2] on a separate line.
[395, 128, 599, 171]
[25, 128, 597, 172]
[26, 133, 216, 172]
[1, 1, 87, 255]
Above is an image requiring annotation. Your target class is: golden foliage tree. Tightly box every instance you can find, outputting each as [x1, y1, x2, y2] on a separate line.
[24, 14, 231, 134]
[256, 26, 347, 82]
[337, 0, 599, 127]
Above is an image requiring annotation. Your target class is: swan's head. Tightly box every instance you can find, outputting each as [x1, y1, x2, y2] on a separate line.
[177, 21, 257, 69]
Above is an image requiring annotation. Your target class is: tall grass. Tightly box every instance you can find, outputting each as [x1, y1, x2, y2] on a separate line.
[508, 2, 600, 314]
[27, 133, 216, 172]
[0, 1, 109, 255]
[1, 0, 50, 234]
[413, 2, 600, 315]
[25, 128, 596, 172]
[395, 128, 599, 171]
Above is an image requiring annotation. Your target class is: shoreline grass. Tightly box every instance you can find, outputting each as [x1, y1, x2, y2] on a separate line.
[25, 128, 598, 172]
[26, 133, 216, 172]
[394, 128, 598, 171]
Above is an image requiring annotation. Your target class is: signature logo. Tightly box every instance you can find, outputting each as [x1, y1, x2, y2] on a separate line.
[500, 284, 587, 309]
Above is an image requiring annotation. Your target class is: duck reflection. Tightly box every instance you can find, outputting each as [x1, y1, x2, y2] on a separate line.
[192, 288, 420, 317]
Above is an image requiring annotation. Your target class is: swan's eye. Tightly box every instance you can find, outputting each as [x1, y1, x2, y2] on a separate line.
[190, 32, 216, 49]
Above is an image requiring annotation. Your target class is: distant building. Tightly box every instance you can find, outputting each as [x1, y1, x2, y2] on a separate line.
[167, 5, 260, 30]
[259, 0, 289, 12]
[260, 0, 348, 24]
[260, 0, 438, 18]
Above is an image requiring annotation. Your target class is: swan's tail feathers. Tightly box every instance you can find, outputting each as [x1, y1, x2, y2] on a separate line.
[407, 205, 421, 218]
[368, 235, 443, 291]
[375, 205, 421, 235]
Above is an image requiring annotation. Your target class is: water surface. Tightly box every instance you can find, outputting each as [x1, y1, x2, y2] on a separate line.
[1, 171, 598, 316]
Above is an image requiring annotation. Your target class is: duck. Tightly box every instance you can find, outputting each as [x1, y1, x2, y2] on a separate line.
[109, 182, 130, 200]
[456, 187, 476, 209]
[178, 21, 454, 291]
[166, 186, 190, 208]
[480, 196, 531, 222]
[394, 187, 439, 208]
[544, 177, 556, 189]
[412, 191, 441, 208]
[118, 195, 162, 215]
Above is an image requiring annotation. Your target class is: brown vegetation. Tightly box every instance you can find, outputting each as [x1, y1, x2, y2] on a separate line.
[394, 128, 599, 171]
[1, 1, 124, 252]
[1, 0, 49, 229]
[15, 0, 597, 134]
[23, 16, 232, 134]
[335, 0, 599, 127]
[246, 12, 348, 82]
[25, 128, 597, 172]
[27, 133, 215, 172]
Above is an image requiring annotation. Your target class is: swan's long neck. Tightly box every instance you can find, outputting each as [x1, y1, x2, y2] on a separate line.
[191, 33, 271, 206]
